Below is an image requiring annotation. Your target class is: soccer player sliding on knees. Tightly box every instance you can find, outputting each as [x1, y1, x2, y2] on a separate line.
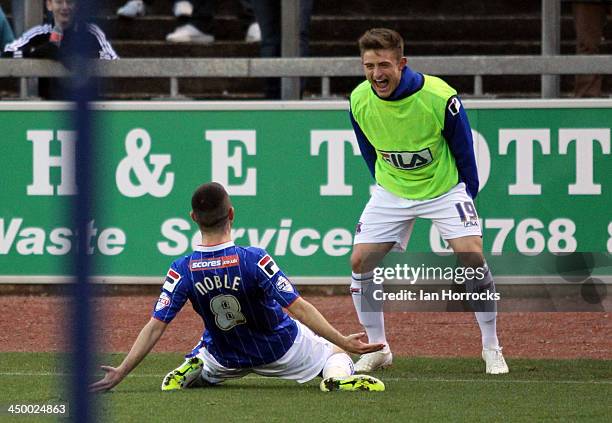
[90, 182, 386, 393]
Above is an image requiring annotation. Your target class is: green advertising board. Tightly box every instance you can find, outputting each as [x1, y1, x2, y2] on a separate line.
[0, 100, 610, 283]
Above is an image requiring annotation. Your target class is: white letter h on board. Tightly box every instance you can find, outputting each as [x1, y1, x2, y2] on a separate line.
[27, 130, 77, 196]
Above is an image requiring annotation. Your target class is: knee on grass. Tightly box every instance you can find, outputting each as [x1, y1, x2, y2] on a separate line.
[322, 352, 354, 379]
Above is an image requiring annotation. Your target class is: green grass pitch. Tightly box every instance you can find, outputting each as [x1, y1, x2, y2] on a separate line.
[0, 353, 610, 422]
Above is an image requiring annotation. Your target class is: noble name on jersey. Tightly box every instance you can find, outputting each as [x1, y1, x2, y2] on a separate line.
[153, 241, 300, 368]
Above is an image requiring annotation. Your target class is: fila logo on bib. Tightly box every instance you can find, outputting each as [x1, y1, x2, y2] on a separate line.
[380, 148, 433, 170]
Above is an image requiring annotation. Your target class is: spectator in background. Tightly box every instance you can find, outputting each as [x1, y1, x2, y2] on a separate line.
[251, 0, 313, 99]
[569, 0, 611, 97]
[3, 0, 118, 99]
[117, 0, 260, 44]
[0, 6, 15, 49]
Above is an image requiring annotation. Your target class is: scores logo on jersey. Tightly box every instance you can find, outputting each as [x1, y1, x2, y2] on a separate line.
[380, 148, 433, 171]
[190, 255, 240, 271]
[155, 292, 171, 311]
[163, 268, 181, 293]
[258, 254, 279, 278]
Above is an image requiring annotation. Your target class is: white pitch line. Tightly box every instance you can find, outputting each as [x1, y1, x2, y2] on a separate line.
[1, 372, 610, 385]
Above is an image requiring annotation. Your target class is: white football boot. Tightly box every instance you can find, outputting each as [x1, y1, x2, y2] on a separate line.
[482, 347, 509, 374]
[354, 346, 393, 372]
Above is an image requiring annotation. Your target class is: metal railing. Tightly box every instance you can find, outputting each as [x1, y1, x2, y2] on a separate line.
[542, 0, 561, 97]
[1, 55, 611, 99]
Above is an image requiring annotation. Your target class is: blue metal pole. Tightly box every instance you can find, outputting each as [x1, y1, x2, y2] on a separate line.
[69, 1, 97, 422]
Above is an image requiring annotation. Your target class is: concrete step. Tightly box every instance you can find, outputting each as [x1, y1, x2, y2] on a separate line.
[0, 0, 538, 16]
[1, 1, 575, 41]
[310, 0, 542, 16]
[96, 14, 598, 43]
[90, 0, 543, 16]
[96, 15, 252, 41]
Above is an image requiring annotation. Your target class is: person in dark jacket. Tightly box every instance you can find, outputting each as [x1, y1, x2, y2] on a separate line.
[3, 0, 118, 99]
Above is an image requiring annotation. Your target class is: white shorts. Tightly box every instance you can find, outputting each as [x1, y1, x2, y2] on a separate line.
[354, 183, 482, 252]
[195, 320, 335, 384]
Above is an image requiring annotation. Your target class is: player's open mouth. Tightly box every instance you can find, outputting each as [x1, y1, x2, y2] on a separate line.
[374, 79, 389, 91]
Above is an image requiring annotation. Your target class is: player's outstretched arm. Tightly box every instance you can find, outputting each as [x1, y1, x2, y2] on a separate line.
[89, 317, 168, 392]
[287, 297, 385, 355]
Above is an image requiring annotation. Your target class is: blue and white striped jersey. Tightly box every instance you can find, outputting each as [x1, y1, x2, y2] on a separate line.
[152, 241, 300, 368]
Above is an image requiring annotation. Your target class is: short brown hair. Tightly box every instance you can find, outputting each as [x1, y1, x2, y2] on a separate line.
[358, 28, 404, 60]
[191, 182, 231, 231]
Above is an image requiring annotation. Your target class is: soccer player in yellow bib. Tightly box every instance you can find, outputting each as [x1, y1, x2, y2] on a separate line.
[349, 28, 509, 374]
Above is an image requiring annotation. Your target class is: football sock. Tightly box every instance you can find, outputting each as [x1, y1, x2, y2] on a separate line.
[322, 352, 354, 379]
[476, 311, 499, 350]
[351, 271, 387, 345]
[467, 266, 500, 349]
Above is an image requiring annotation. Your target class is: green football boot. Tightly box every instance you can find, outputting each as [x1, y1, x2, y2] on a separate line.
[320, 374, 385, 392]
[161, 357, 204, 391]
